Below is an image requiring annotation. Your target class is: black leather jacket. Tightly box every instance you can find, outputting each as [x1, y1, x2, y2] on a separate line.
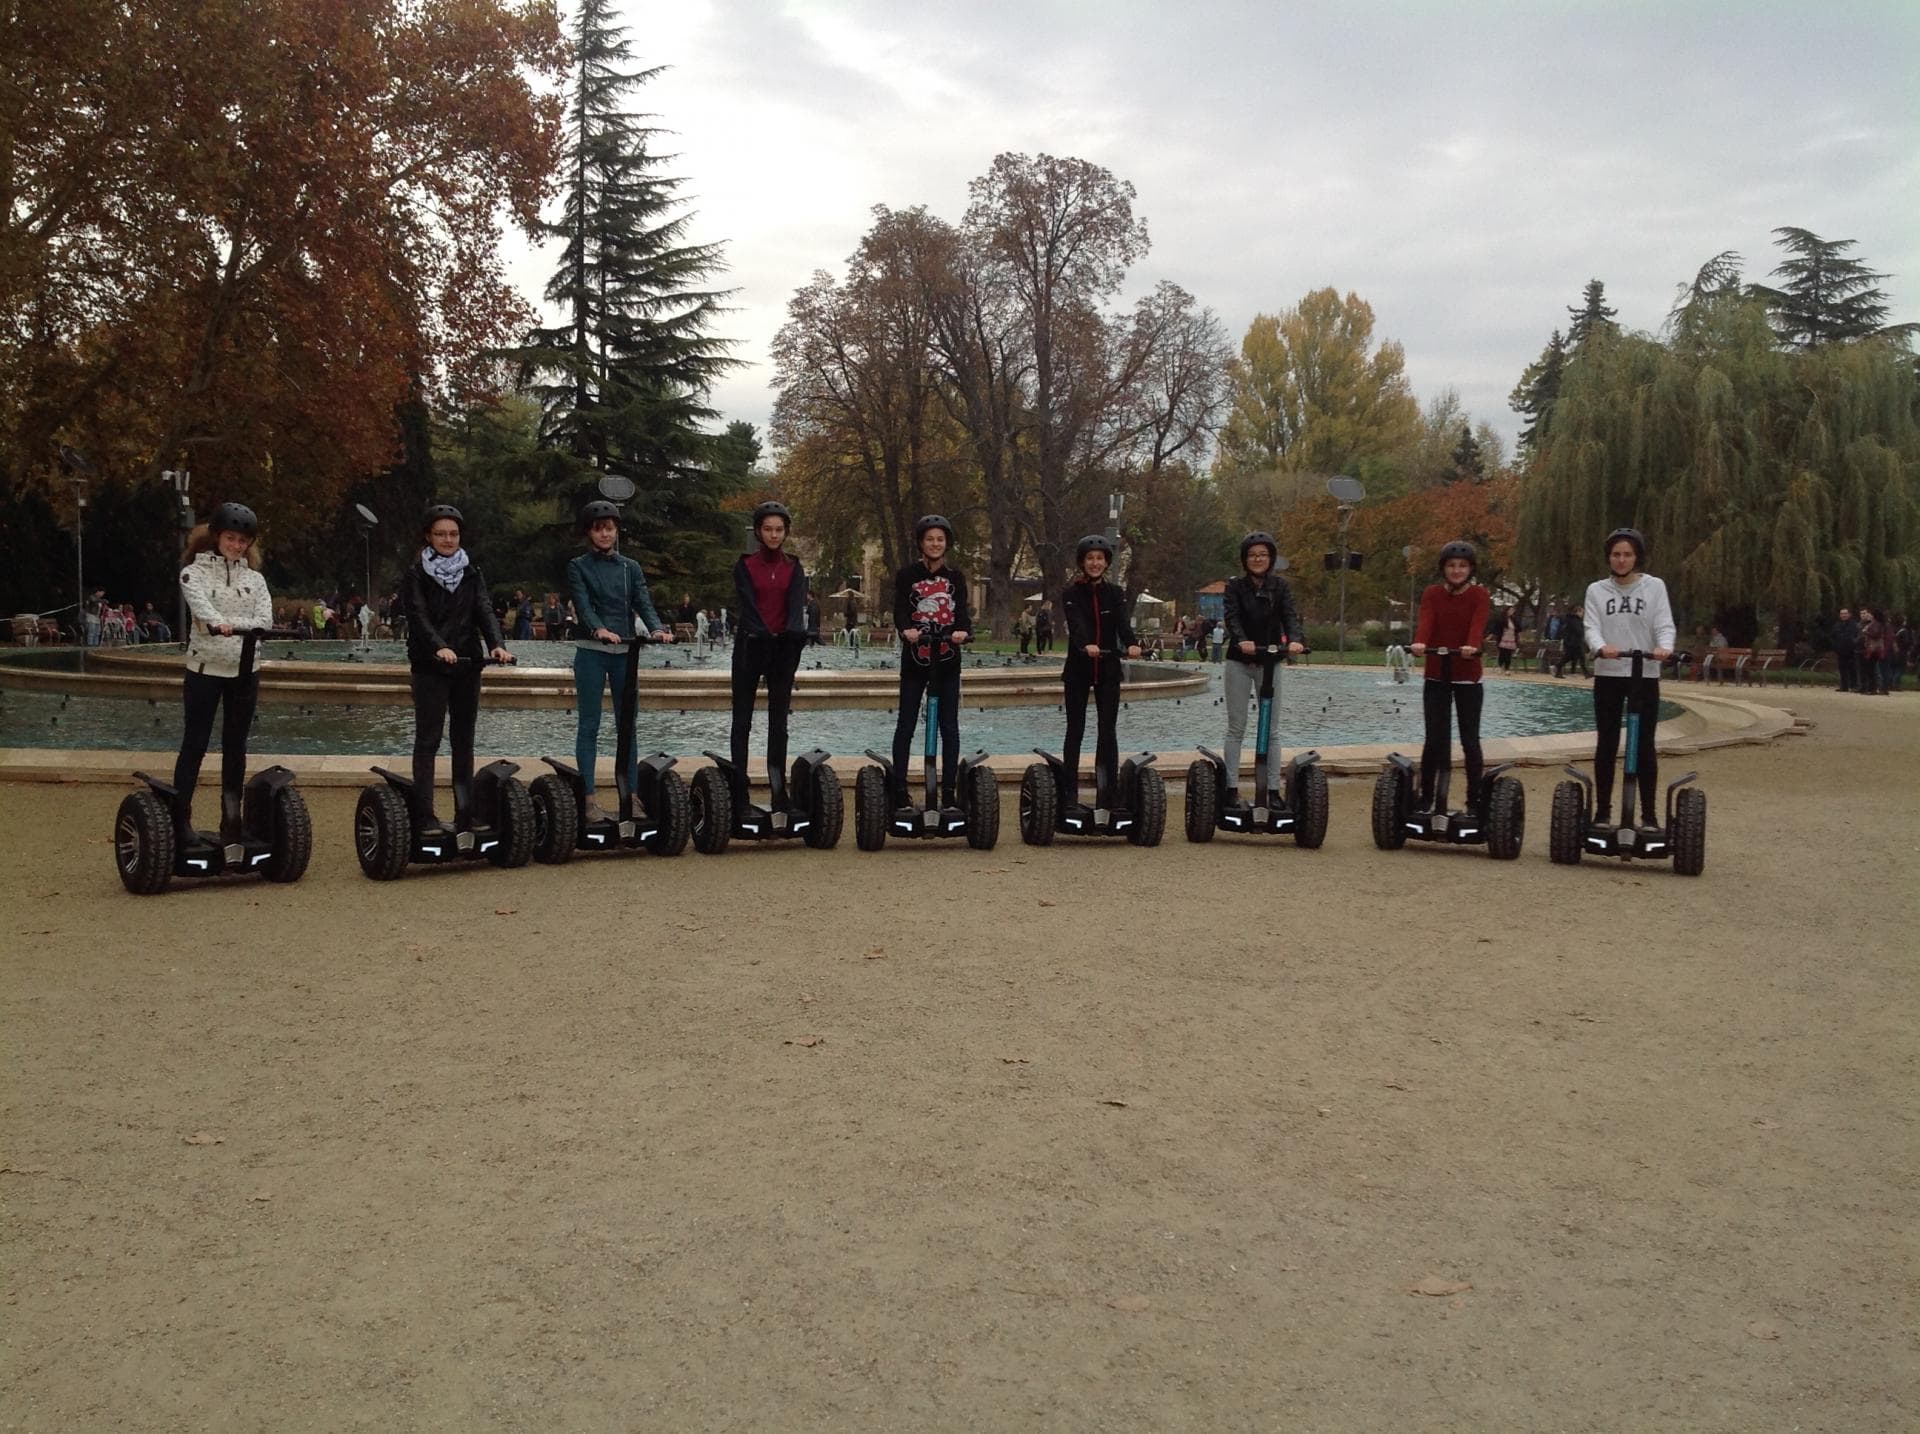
[1222, 573, 1302, 662]
[402, 560, 505, 673]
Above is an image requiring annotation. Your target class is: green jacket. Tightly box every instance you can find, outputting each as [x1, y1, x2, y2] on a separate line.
[566, 548, 664, 644]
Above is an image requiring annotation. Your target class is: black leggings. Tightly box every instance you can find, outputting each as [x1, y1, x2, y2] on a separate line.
[411, 664, 482, 818]
[731, 635, 804, 793]
[1593, 675, 1659, 819]
[172, 669, 258, 815]
[1062, 657, 1122, 802]
[892, 658, 961, 796]
[1420, 679, 1484, 809]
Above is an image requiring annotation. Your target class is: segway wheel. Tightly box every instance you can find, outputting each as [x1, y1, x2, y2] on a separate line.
[854, 765, 889, 851]
[353, 783, 411, 881]
[262, 783, 313, 883]
[644, 768, 691, 857]
[802, 761, 843, 849]
[690, 766, 732, 855]
[488, 777, 535, 868]
[1292, 763, 1330, 850]
[114, 789, 175, 895]
[1486, 776, 1525, 861]
[1671, 787, 1707, 877]
[528, 773, 576, 865]
[1183, 759, 1217, 843]
[1018, 762, 1056, 846]
[1371, 766, 1410, 850]
[1128, 766, 1166, 847]
[1548, 780, 1585, 864]
[964, 762, 1000, 851]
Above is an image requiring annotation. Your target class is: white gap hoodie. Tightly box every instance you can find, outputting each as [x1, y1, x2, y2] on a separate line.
[180, 552, 274, 678]
[1583, 573, 1676, 679]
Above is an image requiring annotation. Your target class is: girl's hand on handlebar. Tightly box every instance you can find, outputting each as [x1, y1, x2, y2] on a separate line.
[436, 646, 458, 664]
[489, 646, 513, 663]
[217, 623, 234, 636]
[1411, 642, 1425, 656]
[952, 629, 969, 644]
[1599, 645, 1620, 659]
[903, 627, 921, 643]
[1287, 641, 1304, 656]
[594, 627, 621, 645]
[1084, 643, 1101, 658]
[1238, 639, 1255, 655]
[1651, 648, 1672, 661]
[1126, 644, 1142, 658]
[651, 629, 671, 642]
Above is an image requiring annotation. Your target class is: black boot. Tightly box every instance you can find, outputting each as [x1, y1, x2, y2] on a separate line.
[219, 788, 245, 845]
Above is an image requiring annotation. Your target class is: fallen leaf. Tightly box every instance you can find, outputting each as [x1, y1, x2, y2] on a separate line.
[1745, 1321, 1780, 1341]
[1, 1164, 50, 1175]
[784, 1036, 823, 1048]
[1000, 1057, 1030, 1065]
[972, 867, 1009, 874]
[1408, 1276, 1472, 1297]
[247, 1192, 272, 1202]
[1750, 1117, 1780, 1130]
[1099, 1099, 1128, 1108]
[864, 948, 887, 960]
[1384, 1081, 1408, 1091]
[1038, 899, 1056, 907]
[674, 920, 706, 932]
[1449, 1298, 1465, 1310]
[1316, 1107, 1332, 1117]
[797, 993, 815, 1005]
[1108, 1294, 1151, 1312]
[182, 1131, 223, 1146]
[494, 907, 517, 916]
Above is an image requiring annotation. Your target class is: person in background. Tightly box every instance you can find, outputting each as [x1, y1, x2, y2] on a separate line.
[1857, 608, 1886, 695]
[1034, 601, 1054, 654]
[1891, 613, 1912, 692]
[678, 592, 697, 632]
[510, 588, 534, 641]
[1495, 607, 1520, 672]
[1832, 607, 1859, 691]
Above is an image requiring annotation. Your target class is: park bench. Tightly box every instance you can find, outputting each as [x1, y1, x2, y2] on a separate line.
[1688, 647, 1786, 686]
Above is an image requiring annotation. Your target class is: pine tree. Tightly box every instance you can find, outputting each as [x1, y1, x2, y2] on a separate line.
[1451, 423, 1483, 480]
[513, 0, 739, 578]
[1566, 280, 1618, 346]
[1508, 329, 1567, 457]
[1747, 227, 1919, 350]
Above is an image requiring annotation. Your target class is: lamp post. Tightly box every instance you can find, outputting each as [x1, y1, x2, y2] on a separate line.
[1326, 475, 1366, 659]
[353, 504, 379, 652]
[56, 444, 93, 654]
[1107, 490, 1125, 542]
[1402, 543, 1416, 638]
[165, 469, 193, 645]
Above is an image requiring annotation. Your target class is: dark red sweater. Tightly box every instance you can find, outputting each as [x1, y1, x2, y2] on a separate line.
[1413, 582, 1489, 681]
[744, 548, 794, 634]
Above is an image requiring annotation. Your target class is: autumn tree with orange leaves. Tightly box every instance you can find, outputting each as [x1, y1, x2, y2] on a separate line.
[1, 0, 564, 588]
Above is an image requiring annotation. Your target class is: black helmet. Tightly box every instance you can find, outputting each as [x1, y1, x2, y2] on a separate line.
[1075, 533, 1115, 566]
[209, 502, 257, 539]
[752, 500, 792, 530]
[1604, 526, 1645, 562]
[422, 504, 463, 532]
[1239, 531, 1278, 567]
[914, 514, 954, 546]
[578, 499, 621, 531]
[1438, 540, 1477, 574]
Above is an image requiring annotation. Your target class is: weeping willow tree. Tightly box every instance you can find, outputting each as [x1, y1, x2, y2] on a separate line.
[1516, 290, 1919, 632]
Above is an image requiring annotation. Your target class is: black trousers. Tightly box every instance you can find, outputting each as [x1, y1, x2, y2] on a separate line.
[172, 669, 258, 816]
[1062, 657, 1121, 802]
[1593, 675, 1660, 819]
[1420, 679, 1484, 809]
[411, 663, 483, 818]
[1835, 648, 1856, 691]
[731, 635, 804, 795]
[892, 658, 961, 799]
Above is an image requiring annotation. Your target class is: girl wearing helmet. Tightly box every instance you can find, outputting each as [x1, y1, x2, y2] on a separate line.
[172, 503, 275, 838]
[1059, 534, 1143, 806]
[1220, 532, 1304, 799]
[1411, 541, 1491, 810]
[1581, 528, 1675, 824]
[400, 505, 514, 832]
[567, 500, 671, 824]
[727, 501, 812, 808]
[889, 515, 973, 805]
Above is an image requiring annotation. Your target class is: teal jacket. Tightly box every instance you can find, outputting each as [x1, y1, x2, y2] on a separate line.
[566, 548, 665, 643]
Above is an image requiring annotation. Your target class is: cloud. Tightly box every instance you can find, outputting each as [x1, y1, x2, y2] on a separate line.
[505, 0, 1920, 451]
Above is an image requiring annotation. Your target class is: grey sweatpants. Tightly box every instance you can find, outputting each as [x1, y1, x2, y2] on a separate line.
[1223, 659, 1283, 794]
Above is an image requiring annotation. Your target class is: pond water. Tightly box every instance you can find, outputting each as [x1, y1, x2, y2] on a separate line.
[0, 649, 1652, 757]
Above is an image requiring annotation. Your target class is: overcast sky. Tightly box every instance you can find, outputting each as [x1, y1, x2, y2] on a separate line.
[504, 0, 1920, 456]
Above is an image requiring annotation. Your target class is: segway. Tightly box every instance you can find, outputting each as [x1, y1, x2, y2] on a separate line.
[1371, 646, 1525, 859]
[114, 629, 313, 894]
[526, 637, 690, 864]
[351, 658, 535, 878]
[689, 747, 842, 854]
[1185, 643, 1328, 846]
[1550, 650, 1705, 874]
[854, 627, 999, 850]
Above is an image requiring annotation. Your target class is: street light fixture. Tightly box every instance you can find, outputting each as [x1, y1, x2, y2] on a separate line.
[353, 504, 379, 652]
[1325, 474, 1366, 659]
[1401, 543, 1417, 638]
[57, 445, 93, 654]
[1107, 490, 1125, 541]
[164, 469, 193, 645]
